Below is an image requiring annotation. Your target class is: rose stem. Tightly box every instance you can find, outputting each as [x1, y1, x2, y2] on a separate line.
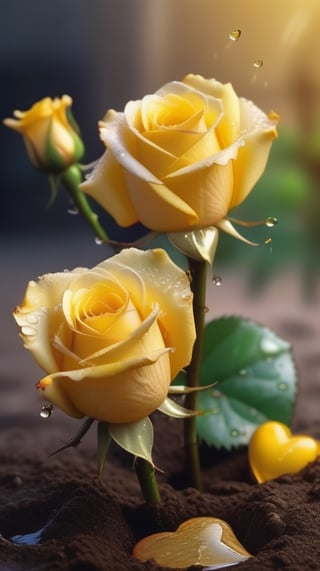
[135, 458, 161, 504]
[184, 257, 207, 491]
[60, 164, 109, 242]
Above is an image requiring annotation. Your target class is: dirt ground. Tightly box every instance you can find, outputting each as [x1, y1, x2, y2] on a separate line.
[1, 237, 320, 570]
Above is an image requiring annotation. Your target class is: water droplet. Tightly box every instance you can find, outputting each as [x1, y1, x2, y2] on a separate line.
[260, 338, 279, 355]
[67, 206, 79, 215]
[28, 280, 37, 287]
[211, 408, 220, 415]
[265, 217, 278, 228]
[94, 236, 103, 245]
[27, 314, 39, 325]
[229, 29, 241, 41]
[40, 405, 53, 419]
[204, 306, 209, 313]
[212, 390, 222, 399]
[21, 325, 37, 337]
[212, 275, 222, 286]
[278, 382, 288, 391]
[239, 369, 247, 376]
[264, 237, 272, 246]
[231, 428, 239, 437]
[253, 59, 263, 69]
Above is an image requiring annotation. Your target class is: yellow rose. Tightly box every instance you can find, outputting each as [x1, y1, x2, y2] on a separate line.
[3, 95, 84, 173]
[14, 248, 195, 424]
[81, 74, 279, 233]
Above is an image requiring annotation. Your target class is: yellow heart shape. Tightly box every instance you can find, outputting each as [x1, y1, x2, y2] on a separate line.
[133, 516, 252, 569]
[248, 421, 320, 483]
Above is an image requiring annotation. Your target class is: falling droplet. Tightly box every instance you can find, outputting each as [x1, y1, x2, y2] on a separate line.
[94, 236, 103, 245]
[229, 29, 241, 41]
[253, 59, 263, 69]
[265, 217, 278, 228]
[40, 405, 53, 419]
[212, 275, 222, 286]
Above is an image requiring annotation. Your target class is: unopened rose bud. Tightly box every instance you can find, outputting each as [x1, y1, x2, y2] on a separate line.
[4, 95, 84, 174]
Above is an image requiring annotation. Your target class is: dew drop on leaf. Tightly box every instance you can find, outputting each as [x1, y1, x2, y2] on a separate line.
[230, 428, 240, 437]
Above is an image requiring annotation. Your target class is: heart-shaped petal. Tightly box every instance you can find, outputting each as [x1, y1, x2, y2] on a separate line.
[133, 516, 252, 569]
[249, 421, 320, 483]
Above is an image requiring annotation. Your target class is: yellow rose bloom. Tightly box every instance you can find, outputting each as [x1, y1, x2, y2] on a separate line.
[14, 248, 195, 424]
[81, 74, 279, 233]
[4, 95, 84, 173]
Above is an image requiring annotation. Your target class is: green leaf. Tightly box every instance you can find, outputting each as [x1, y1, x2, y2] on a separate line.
[196, 316, 297, 449]
[109, 417, 154, 465]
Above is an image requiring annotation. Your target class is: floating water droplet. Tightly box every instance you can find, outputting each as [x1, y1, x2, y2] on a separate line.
[253, 59, 263, 69]
[231, 428, 239, 437]
[212, 275, 222, 286]
[229, 29, 241, 41]
[94, 236, 103, 245]
[265, 217, 278, 228]
[40, 405, 53, 419]
[67, 206, 79, 215]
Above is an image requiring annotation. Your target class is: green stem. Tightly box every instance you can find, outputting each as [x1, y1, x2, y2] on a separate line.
[60, 164, 109, 242]
[135, 458, 161, 504]
[184, 258, 208, 491]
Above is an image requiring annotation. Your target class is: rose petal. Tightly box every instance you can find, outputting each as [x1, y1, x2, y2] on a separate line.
[98, 248, 196, 378]
[37, 347, 171, 423]
[230, 98, 279, 208]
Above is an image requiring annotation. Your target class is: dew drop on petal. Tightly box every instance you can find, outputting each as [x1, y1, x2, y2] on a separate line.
[253, 59, 263, 69]
[21, 325, 37, 337]
[27, 314, 39, 325]
[265, 217, 278, 228]
[229, 29, 241, 41]
[40, 405, 53, 419]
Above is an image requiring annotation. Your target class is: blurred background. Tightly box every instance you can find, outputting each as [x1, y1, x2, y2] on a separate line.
[1, 0, 320, 430]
